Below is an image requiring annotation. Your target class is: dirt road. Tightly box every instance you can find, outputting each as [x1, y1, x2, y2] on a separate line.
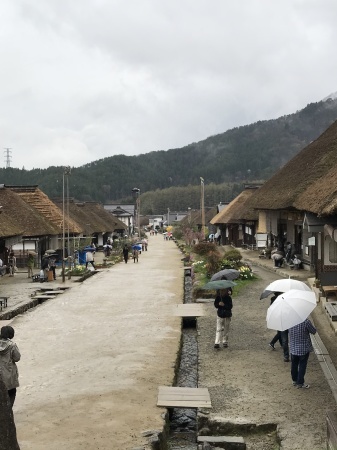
[13, 236, 183, 450]
[198, 262, 336, 450]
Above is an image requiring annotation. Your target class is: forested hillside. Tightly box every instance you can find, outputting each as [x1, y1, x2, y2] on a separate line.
[1, 97, 337, 213]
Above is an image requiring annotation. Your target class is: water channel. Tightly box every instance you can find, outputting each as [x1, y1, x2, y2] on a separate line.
[167, 275, 198, 450]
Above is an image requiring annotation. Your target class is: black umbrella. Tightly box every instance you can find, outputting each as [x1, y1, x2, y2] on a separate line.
[211, 269, 240, 281]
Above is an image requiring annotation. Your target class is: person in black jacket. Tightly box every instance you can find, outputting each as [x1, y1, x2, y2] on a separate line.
[214, 288, 233, 349]
[268, 292, 290, 362]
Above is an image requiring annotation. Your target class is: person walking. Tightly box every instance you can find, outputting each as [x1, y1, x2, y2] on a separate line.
[133, 248, 139, 263]
[85, 250, 96, 269]
[268, 292, 289, 361]
[41, 254, 49, 280]
[27, 252, 35, 278]
[0, 326, 21, 407]
[214, 288, 233, 348]
[122, 245, 129, 264]
[8, 252, 16, 277]
[49, 257, 57, 280]
[289, 318, 316, 388]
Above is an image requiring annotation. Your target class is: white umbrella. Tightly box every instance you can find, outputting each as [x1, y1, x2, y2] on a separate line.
[266, 289, 316, 331]
[260, 278, 311, 299]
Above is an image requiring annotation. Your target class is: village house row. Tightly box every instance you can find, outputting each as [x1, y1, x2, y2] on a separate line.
[0, 185, 127, 268]
[1, 119, 337, 282]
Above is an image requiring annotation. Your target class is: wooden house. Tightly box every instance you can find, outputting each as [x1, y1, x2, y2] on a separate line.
[52, 199, 127, 249]
[249, 119, 337, 278]
[210, 186, 259, 247]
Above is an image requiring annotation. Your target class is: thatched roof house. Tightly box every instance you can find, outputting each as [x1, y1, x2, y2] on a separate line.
[249, 120, 337, 216]
[7, 185, 81, 234]
[179, 207, 217, 229]
[52, 199, 126, 237]
[0, 185, 61, 237]
[210, 187, 259, 247]
[211, 187, 259, 225]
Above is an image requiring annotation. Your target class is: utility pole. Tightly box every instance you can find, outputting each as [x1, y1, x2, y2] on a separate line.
[4, 148, 12, 168]
[200, 177, 205, 238]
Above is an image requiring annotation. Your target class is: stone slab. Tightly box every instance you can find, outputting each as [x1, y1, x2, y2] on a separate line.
[157, 386, 211, 408]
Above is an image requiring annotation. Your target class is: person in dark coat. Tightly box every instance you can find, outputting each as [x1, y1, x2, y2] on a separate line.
[122, 245, 129, 264]
[268, 292, 290, 362]
[214, 288, 233, 348]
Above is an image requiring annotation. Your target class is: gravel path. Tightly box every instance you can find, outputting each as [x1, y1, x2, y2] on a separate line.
[197, 262, 336, 450]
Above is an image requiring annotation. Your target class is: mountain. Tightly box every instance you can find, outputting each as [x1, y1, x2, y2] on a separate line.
[1, 97, 337, 211]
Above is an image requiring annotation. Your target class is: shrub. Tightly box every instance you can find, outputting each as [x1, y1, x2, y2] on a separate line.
[223, 248, 242, 262]
[206, 250, 221, 275]
[194, 242, 219, 256]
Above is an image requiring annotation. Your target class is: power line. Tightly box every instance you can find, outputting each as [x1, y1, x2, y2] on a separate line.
[4, 148, 12, 168]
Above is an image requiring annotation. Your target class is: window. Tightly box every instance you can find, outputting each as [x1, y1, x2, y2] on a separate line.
[328, 237, 337, 263]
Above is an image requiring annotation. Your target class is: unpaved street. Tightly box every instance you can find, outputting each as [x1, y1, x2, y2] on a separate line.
[13, 236, 182, 450]
[198, 263, 336, 450]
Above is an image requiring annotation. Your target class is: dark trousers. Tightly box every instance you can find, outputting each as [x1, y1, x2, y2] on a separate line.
[270, 331, 282, 346]
[291, 352, 310, 386]
[8, 388, 16, 407]
[270, 330, 289, 359]
[281, 330, 289, 359]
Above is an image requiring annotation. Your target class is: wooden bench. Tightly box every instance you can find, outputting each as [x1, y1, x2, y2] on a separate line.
[0, 297, 9, 311]
[323, 286, 337, 299]
[325, 302, 337, 321]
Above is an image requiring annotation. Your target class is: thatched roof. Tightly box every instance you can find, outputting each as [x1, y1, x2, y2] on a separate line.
[210, 187, 259, 225]
[179, 207, 217, 227]
[7, 186, 82, 234]
[52, 200, 126, 235]
[0, 186, 61, 237]
[249, 120, 337, 216]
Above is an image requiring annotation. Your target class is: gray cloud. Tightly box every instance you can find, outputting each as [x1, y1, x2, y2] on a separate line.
[0, 0, 337, 169]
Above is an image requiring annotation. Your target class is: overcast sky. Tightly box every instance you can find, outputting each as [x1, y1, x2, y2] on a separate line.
[1, 0, 337, 170]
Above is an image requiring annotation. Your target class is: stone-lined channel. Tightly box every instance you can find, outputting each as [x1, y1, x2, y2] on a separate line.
[167, 274, 198, 450]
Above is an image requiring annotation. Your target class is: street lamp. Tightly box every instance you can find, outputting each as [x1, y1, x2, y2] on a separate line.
[62, 166, 71, 282]
[131, 188, 140, 236]
[200, 177, 205, 238]
[188, 207, 191, 225]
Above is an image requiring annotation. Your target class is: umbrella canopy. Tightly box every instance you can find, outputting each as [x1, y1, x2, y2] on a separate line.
[202, 280, 236, 290]
[266, 289, 316, 331]
[211, 269, 240, 281]
[28, 251, 37, 256]
[45, 249, 57, 254]
[132, 244, 142, 251]
[260, 279, 311, 300]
